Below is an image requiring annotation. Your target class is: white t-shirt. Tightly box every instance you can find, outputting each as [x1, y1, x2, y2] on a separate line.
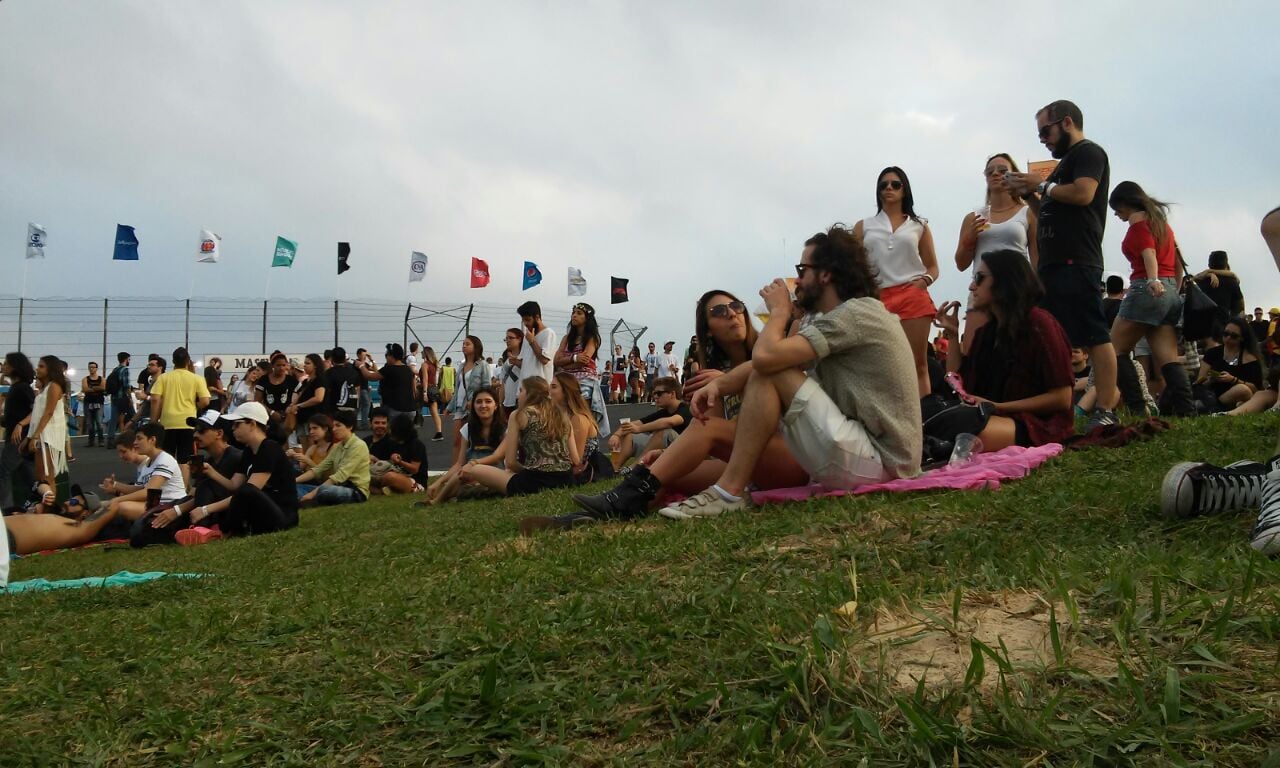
[405, 354, 420, 373]
[644, 353, 660, 376]
[659, 353, 682, 381]
[518, 327, 556, 386]
[138, 451, 188, 503]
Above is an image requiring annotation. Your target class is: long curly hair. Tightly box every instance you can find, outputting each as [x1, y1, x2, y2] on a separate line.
[805, 225, 880, 301]
[564, 303, 601, 356]
[519, 376, 571, 443]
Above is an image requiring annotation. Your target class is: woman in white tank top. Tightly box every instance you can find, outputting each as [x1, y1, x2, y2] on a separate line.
[852, 166, 940, 398]
[954, 153, 1038, 274]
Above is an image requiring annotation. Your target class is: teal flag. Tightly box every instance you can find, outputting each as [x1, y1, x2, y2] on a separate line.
[272, 236, 297, 267]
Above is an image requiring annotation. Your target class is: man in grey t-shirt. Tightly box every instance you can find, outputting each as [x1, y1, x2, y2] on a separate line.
[560, 225, 922, 527]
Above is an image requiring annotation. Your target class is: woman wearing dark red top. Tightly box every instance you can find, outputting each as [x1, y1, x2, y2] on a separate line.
[936, 249, 1074, 451]
[1107, 180, 1195, 415]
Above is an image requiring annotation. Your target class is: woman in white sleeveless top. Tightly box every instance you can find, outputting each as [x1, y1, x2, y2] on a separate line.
[952, 153, 1038, 354]
[852, 166, 940, 397]
[27, 355, 70, 507]
[954, 153, 1038, 274]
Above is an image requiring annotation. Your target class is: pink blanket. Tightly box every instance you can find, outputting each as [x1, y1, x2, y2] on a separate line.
[749, 443, 1063, 504]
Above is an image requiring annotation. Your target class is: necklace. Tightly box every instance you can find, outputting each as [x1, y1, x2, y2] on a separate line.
[990, 204, 1019, 214]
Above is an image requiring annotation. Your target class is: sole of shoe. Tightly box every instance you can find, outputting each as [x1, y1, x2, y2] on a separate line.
[570, 494, 612, 517]
[175, 527, 222, 547]
[657, 505, 692, 521]
[1160, 462, 1202, 519]
[1250, 527, 1280, 556]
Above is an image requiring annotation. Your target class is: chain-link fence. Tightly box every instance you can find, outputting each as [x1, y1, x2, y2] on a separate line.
[0, 297, 630, 370]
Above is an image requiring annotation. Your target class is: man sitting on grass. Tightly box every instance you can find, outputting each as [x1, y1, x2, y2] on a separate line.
[366, 410, 428, 495]
[296, 409, 370, 506]
[528, 225, 922, 530]
[607, 376, 691, 469]
[102, 422, 189, 524]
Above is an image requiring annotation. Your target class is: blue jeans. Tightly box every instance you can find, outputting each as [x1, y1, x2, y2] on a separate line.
[358, 389, 372, 428]
[297, 483, 366, 506]
[577, 377, 611, 438]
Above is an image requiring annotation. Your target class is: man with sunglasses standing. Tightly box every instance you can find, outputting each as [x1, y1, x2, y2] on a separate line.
[1006, 99, 1118, 430]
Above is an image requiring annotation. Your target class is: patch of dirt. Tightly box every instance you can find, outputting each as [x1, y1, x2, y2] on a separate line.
[753, 510, 902, 557]
[848, 590, 1114, 692]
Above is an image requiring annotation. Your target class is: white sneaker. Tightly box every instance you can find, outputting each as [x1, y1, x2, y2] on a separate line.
[1250, 457, 1280, 556]
[657, 488, 747, 520]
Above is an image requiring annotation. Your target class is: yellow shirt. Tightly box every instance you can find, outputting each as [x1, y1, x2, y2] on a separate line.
[150, 369, 211, 430]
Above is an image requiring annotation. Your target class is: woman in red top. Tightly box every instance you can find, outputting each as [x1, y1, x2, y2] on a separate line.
[1108, 181, 1195, 415]
[935, 249, 1074, 451]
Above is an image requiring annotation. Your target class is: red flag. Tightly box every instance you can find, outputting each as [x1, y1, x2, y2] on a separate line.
[470, 257, 490, 288]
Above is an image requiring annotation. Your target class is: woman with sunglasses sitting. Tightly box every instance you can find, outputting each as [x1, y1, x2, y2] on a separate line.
[1195, 317, 1266, 413]
[853, 166, 940, 398]
[934, 249, 1075, 451]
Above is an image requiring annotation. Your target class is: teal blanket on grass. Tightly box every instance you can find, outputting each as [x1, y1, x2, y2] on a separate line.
[3, 570, 204, 594]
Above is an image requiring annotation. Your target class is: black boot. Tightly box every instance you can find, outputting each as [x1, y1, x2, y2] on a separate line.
[571, 464, 662, 521]
[1160, 362, 1197, 417]
[1116, 354, 1146, 415]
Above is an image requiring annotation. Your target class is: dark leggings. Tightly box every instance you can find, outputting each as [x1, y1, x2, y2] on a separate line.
[85, 405, 104, 444]
[219, 484, 298, 537]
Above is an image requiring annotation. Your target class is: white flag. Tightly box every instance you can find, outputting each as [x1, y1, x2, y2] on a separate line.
[26, 223, 46, 259]
[198, 229, 221, 263]
[409, 251, 428, 282]
[568, 266, 587, 296]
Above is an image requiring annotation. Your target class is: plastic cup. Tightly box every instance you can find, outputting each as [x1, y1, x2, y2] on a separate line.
[975, 205, 991, 232]
[949, 433, 984, 466]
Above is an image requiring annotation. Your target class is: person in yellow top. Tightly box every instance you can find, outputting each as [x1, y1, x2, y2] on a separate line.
[148, 346, 210, 489]
[295, 410, 370, 505]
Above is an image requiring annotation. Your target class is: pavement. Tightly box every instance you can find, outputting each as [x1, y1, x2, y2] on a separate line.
[64, 401, 659, 488]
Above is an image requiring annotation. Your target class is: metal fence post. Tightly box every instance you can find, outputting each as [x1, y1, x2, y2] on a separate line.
[16, 298, 23, 352]
[102, 298, 109, 367]
[334, 300, 339, 349]
[262, 300, 268, 354]
[185, 299, 191, 349]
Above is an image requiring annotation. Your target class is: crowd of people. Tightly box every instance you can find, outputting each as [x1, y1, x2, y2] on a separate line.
[4, 99, 1280, 568]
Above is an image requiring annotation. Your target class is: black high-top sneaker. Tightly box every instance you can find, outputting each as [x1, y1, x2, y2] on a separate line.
[1250, 456, 1280, 556]
[571, 464, 662, 521]
[1160, 460, 1267, 519]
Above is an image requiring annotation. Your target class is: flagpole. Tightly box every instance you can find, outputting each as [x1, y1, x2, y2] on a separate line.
[21, 259, 30, 300]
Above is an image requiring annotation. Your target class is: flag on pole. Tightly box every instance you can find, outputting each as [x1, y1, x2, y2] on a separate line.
[610, 276, 629, 304]
[470, 257, 491, 288]
[198, 229, 220, 263]
[113, 224, 139, 261]
[567, 267, 587, 296]
[522, 261, 542, 290]
[272, 236, 297, 267]
[338, 242, 351, 275]
[409, 251, 428, 282]
[26, 223, 46, 259]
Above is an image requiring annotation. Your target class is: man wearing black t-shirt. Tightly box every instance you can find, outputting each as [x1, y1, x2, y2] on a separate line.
[607, 376, 692, 467]
[361, 343, 417, 424]
[183, 402, 298, 541]
[1, 352, 37, 513]
[255, 352, 299, 425]
[1007, 99, 1118, 430]
[366, 409, 428, 494]
[322, 347, 365, 417]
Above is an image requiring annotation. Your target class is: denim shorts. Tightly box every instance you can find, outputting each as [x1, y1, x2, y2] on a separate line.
[1118, 278, 1182, 327]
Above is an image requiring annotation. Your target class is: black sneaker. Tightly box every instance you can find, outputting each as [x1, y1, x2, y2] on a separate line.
[1084, 408, 1119, 432]
[431, 432, 444, 442]
[1161, 460, 1267, 519]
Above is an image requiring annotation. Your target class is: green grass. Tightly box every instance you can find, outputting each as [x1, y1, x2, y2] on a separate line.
[4, 414, 1280, 766]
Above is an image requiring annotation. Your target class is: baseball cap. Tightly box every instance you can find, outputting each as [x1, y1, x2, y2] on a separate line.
[221, 401, 270, 426]
[187, 409, 226, 430]
[1270, 308, 1280, 316]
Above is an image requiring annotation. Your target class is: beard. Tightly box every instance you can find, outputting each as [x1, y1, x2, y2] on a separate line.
[795, 284, 820, 313]
[1049, 131, 1072, 159]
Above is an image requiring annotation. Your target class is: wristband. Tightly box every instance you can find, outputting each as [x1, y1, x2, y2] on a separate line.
[921, 274, 935, 286]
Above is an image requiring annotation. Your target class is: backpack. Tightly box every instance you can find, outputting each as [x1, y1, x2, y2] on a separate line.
[106, 367, 124, 397]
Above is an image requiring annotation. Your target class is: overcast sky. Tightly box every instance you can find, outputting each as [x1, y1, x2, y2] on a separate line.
[2, 1, 1278, 351]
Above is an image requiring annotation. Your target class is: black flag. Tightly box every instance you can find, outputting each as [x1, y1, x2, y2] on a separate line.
[610, 276, 629, 304]
[338, 242, 351, 275]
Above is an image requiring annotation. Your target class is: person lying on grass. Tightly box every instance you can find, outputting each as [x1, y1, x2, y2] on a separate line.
[523, 225, 922, 532]
[178, 401, 298, 542]
[295, 409, 370, 506]
[3, 497, 128, 556]
[421, 387, 506, 505]
[460, 376, 579, 497]
[367, 410, 427, 495]
[129, 410, 243, 548]
[933, 249, 1075, 451]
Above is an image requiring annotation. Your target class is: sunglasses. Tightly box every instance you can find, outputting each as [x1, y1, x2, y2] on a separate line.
[795, 263, 819, 277]
[707, 300, 746, 319]
[878, 180, 904, 191]
[1223, 331, 1241, 339]
[972, 271, 991, 286]
[984, 166, 1010, 177]
[1038, 117, 1066, 138]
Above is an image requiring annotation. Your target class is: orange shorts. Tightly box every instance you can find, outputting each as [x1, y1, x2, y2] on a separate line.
[880, 282, 936, 321]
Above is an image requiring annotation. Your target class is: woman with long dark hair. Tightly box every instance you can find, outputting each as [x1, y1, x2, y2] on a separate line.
[853, 166, 940, 397]
[287, 353, 327, 449]
[446, 336, 494, 445]
[22, 356, 71, 505]
[418, 346, 444, 441]
[1107, 180, 1196, 415]
[1196, 317, 1265, 411]
[461, 376, 578, 496]
[555, 302, 611, 437]
[935, 249, 1075, 450]
[1, 352, 37, 513]
[422, 386, 507, 504]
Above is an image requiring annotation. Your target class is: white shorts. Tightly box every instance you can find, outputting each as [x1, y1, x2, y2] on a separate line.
[780, 378, 887, 490]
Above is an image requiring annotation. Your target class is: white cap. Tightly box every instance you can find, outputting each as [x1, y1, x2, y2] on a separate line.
[221, 401, 270, 426]
[187, 409, 224, 430]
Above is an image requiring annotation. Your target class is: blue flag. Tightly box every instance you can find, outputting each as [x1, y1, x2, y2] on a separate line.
[522, 261, 542, 290]
[113, 224, 139, 261]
